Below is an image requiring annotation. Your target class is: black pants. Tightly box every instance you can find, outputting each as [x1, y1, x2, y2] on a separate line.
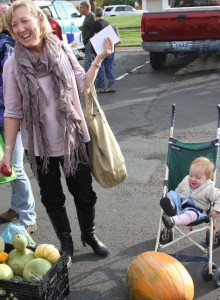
[34, 156, 97, 213]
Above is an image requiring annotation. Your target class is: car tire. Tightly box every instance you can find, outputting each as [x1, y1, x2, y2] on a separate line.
[149, 52, 166, 70]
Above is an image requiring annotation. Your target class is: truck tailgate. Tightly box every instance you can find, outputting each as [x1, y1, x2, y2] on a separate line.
[141, 10, 220, 41]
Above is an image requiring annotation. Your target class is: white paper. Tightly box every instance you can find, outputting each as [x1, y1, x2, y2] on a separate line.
[90, 25, 120, 55]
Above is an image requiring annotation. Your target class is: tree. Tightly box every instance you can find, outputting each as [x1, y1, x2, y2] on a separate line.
[90, 0, 96, 12]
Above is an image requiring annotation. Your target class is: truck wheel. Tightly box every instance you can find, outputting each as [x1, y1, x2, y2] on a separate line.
[149, 52, 166, 70]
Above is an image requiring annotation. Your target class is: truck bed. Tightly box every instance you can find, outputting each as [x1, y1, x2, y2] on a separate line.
[141, 8, 220, 41]
[141, 1, 220, 69]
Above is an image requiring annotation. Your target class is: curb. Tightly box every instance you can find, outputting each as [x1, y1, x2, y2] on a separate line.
[116, 47, 144, 53]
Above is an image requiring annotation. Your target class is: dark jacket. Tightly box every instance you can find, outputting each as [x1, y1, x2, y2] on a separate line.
[91, 19, 109, 35]
[91, 19, 110, 55]
[0, 32, 15, 129]
[80, 12, 95, 45]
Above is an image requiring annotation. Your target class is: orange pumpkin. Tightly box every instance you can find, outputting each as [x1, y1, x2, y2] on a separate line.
[126, 251, 194, 300]
[0, 252, 8, 263]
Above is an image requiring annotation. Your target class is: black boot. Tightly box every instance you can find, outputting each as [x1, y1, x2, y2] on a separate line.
[77, 207, 111, 257]
[47, 207, 74, 268]
[160, 197, 176, 216]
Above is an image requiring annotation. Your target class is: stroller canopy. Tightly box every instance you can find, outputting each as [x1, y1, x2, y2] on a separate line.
[167, 138, 219, 191]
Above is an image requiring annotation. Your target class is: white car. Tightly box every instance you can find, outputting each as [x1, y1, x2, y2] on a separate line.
[35, 0, 85, 56]
[104, 5, 144, 16]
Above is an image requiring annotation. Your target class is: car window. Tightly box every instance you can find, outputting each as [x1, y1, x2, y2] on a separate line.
[53, 1, 67, 19]
[61, 2, 81, 18]
[40, 5, 53, 17]
[125, 6, 134, 11]
[115, 7, 125, 11]
[105, 7, 114, 12]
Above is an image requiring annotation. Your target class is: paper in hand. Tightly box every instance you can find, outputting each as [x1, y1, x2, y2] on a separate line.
[90, 25, 120, 55]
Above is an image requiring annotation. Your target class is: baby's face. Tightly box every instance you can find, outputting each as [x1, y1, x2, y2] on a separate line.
[188, 164, 208, 189]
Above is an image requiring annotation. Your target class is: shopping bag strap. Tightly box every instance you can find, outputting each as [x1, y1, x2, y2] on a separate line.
[85, 81, 106, 121]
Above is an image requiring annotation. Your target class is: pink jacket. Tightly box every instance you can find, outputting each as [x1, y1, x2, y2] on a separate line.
[3, 47, 90, 156]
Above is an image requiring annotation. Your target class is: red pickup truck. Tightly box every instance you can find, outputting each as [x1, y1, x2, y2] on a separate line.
[141, 0, 220, 69]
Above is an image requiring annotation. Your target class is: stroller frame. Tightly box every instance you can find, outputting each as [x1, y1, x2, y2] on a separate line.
[155, 104, 220, 286]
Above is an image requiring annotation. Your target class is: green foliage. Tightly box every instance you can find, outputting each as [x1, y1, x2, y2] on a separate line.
[105, 14, 141, 28]
[96, 0, 104, 7]
[104, 14, 142, 47]
[117, 29, 141, 47]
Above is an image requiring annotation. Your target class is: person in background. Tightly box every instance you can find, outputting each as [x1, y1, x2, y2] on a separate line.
[1, 0, 113, 267]
[91, 7, 115, 93]
[161, 157, 220, 229]
[78, 1, 95, 71]
[0, 4, 37, 234]
[42, 8, 63, 41]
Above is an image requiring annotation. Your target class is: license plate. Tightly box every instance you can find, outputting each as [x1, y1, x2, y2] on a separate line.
[172, 42, 190, 50]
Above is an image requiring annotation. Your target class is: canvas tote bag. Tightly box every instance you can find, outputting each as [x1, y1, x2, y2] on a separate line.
[85, 82, 127, 188]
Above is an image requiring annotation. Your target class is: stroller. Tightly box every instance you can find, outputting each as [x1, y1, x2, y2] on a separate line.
[155, 104, 220, 287]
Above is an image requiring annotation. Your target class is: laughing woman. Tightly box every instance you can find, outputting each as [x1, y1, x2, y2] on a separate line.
[0, 0, 114, 267]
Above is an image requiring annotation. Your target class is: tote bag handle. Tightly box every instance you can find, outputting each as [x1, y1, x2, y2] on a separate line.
[85, 81, 107, 122]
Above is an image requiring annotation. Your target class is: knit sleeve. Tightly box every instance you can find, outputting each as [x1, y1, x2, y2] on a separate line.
[209, 185, 220, 212]
[3, 56, 23, 119]
[62, 43, 85, 95]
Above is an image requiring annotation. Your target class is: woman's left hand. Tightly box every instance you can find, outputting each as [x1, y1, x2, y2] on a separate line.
[99, 37, 114, 60]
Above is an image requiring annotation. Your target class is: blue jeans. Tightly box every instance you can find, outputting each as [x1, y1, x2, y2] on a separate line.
[84, 42, 93, 72]
[95, 53, 115, 88]
[10, 132, 36, 226]
[168, 190, 205, 221]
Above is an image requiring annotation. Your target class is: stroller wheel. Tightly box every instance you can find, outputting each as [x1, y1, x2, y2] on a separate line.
[202, 263, 216, 281]
[215, 231, 220, 247]
[213, 268, 220, 287]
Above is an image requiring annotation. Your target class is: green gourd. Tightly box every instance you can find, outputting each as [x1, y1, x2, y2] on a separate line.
[7, 234, 35, 276]
[23, 258, 52, 282]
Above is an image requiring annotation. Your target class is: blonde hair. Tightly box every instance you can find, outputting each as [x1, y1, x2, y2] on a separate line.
[0, 12, 5, 32]
[5, 0, 52, 38]
[0, 4, 9, 32]
[190, 157, 215, 180]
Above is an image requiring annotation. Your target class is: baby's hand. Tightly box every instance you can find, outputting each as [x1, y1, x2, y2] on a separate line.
[210, 210, 219, 221]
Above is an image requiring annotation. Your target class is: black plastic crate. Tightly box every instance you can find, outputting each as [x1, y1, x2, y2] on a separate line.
[0, 244, 69, 299]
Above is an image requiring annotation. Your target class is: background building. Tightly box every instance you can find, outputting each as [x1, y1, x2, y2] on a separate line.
[141, 0, 170, 11]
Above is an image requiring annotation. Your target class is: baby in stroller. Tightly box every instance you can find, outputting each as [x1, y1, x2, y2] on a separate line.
[161, 157, 220, 229]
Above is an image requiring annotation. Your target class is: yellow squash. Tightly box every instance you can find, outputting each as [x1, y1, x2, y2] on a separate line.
[35, 244, 60, 264]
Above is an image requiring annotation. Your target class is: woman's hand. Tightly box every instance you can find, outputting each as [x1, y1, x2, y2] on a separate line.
[0, 117, 20, 176]
[0, 150, 12, 176]
[97, 37, 114, 60]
